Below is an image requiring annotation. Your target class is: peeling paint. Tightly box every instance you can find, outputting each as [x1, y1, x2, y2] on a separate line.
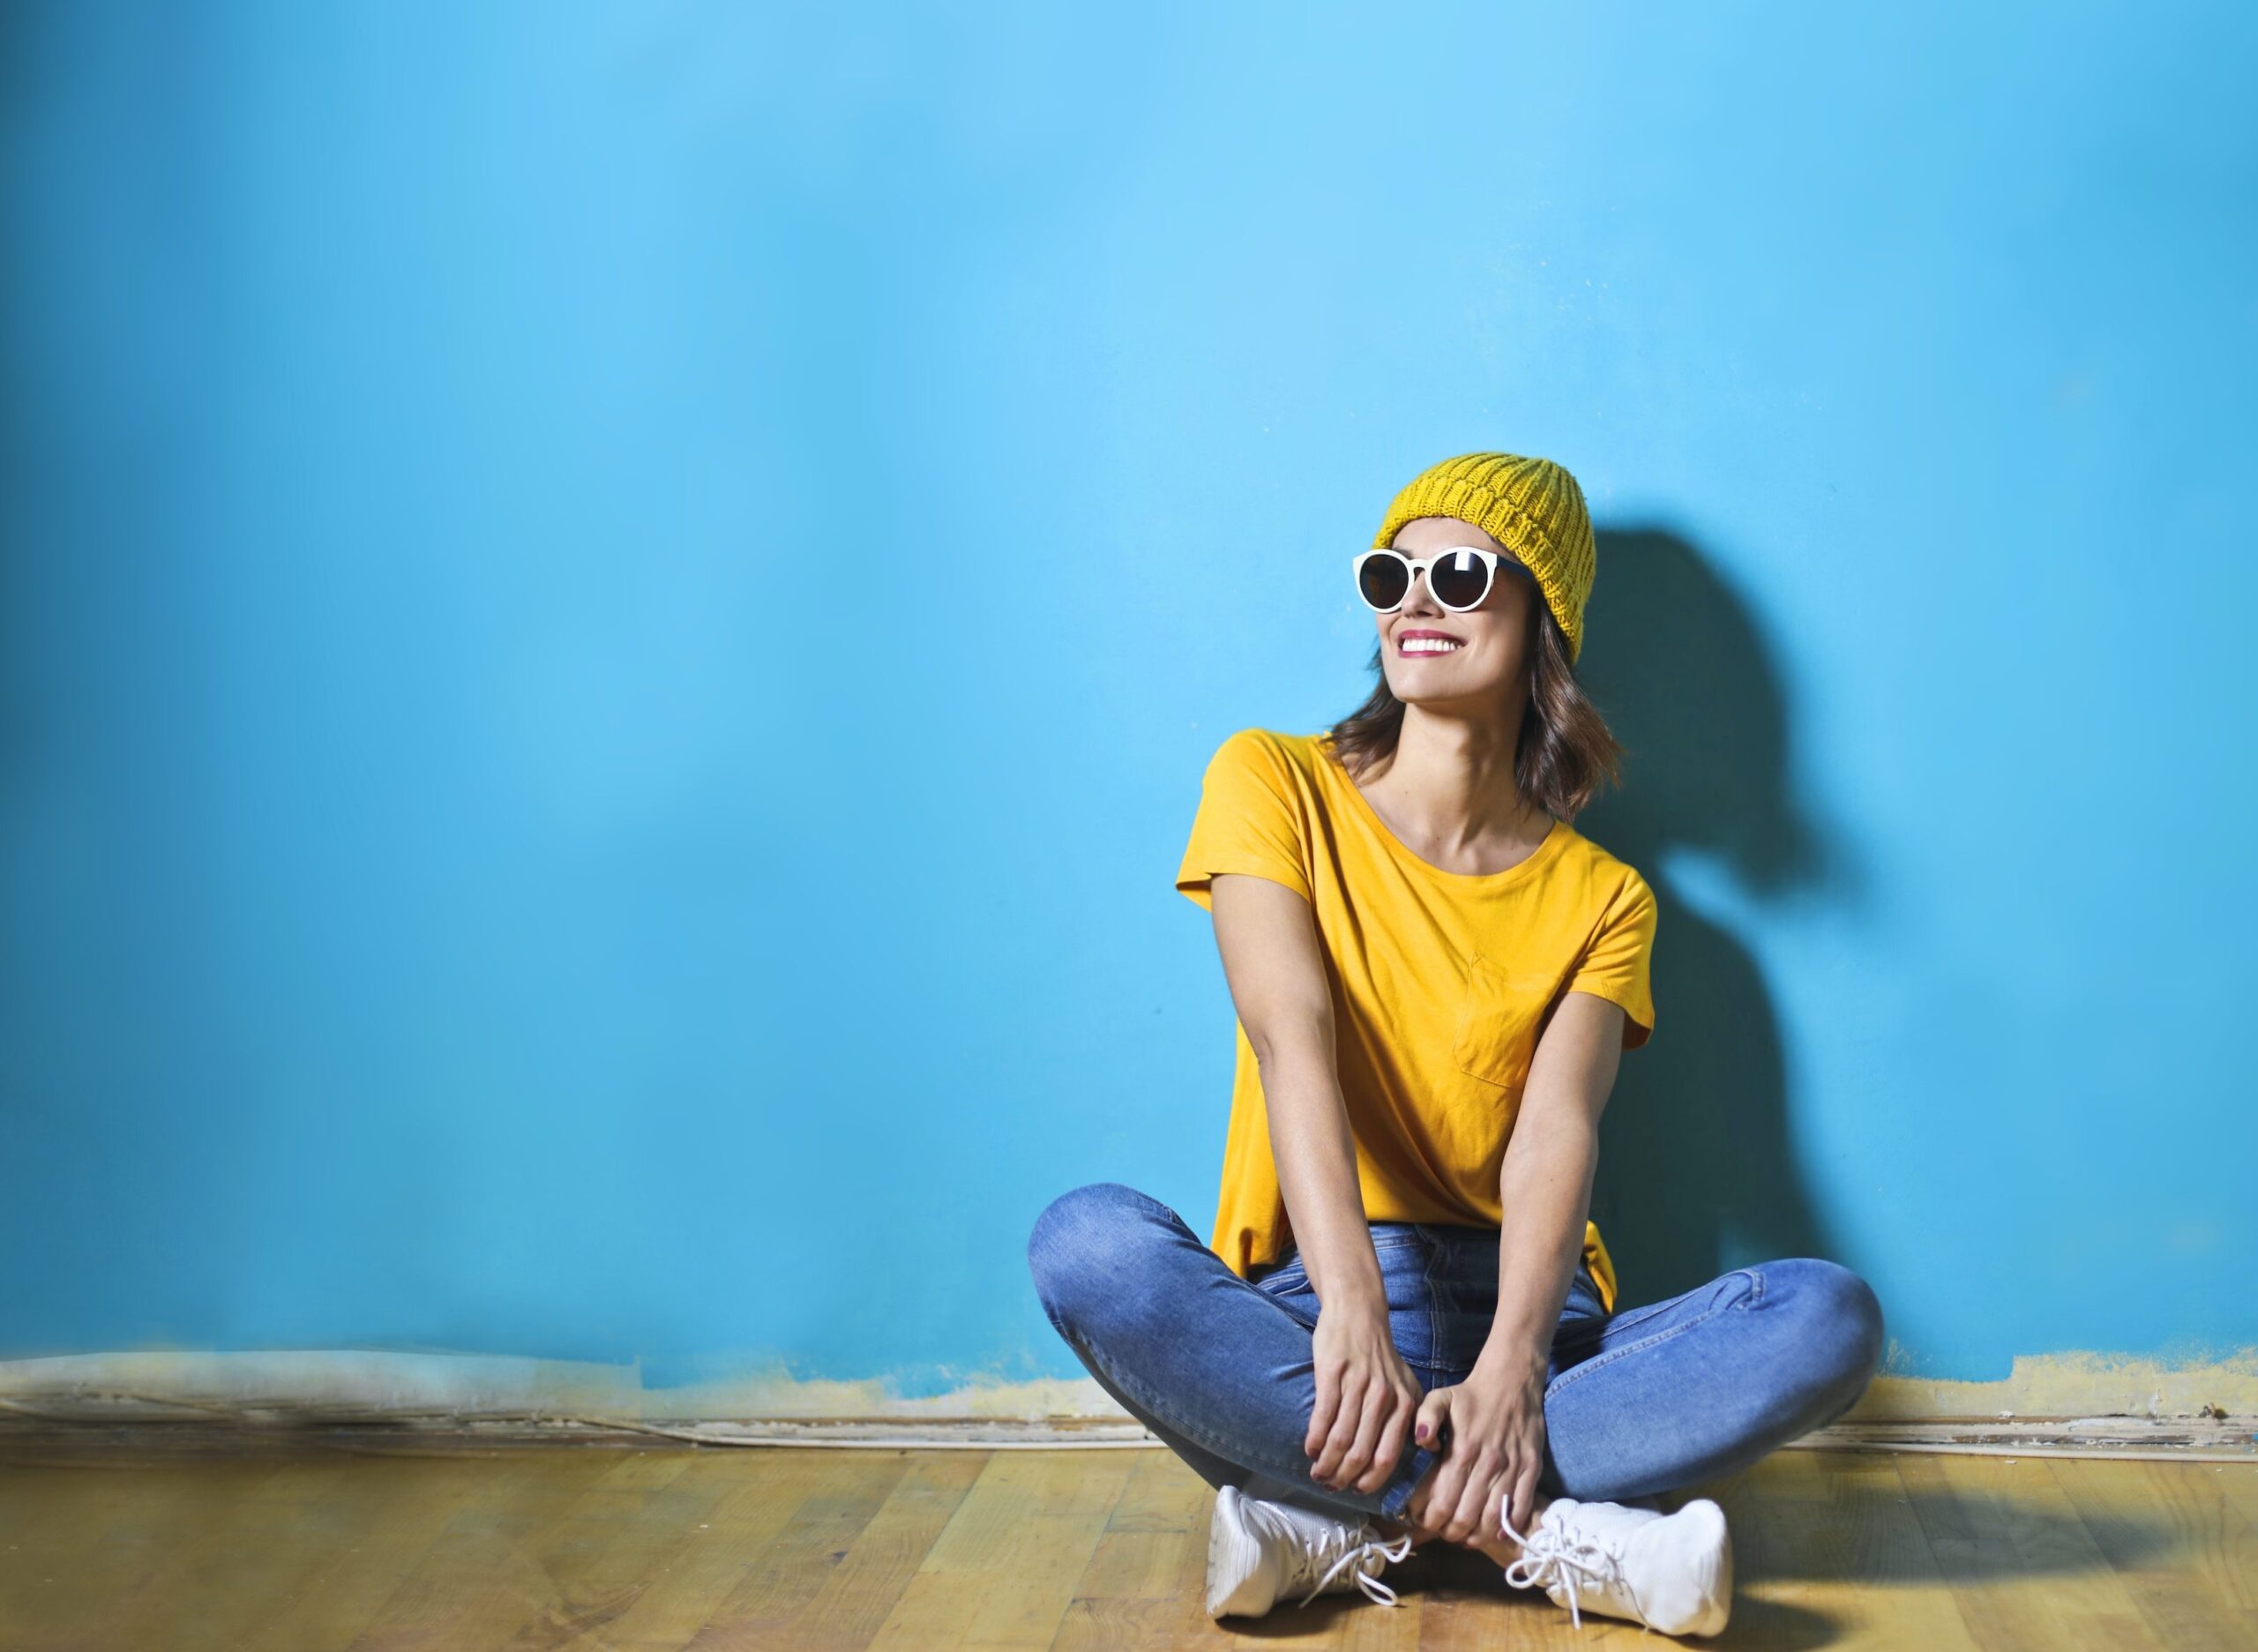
[4, 1345, 2256, 1431]
[1851, 1348, 2258, 1422]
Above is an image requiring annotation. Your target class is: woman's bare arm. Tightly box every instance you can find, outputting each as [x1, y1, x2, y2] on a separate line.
[1484, 990, 1624, 1365]
[1205, 871, 1381, 1312]
[1207, 871, 1424, 1492]
[1409, 989, 1629, 1546]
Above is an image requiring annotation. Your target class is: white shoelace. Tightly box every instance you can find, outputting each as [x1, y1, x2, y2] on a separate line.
[1248, 1499, 1417, 1608]
[1499, 1505, 1647, 1632]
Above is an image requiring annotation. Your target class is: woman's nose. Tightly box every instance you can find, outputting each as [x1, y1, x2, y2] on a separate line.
[1400, 569, 1445, 614]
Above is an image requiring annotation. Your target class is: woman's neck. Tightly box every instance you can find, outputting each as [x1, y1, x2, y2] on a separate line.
[1353, 713, 1550, 871]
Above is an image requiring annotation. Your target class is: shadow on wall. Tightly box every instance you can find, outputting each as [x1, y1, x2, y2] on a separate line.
[1571, 528, 1856, 1309]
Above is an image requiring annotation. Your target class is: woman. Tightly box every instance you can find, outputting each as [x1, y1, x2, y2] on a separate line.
[1027, 452, 1884, 1637]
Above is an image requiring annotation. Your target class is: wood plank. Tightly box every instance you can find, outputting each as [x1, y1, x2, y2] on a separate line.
[236, 1451, 558, 1652]
[1055, 1453, 1216, 1652]
[338, 1450, 639, 1650]
[2131, 1460, 2257, 1617]
[2052, 1457, 2258, 1652]
[2212, 1463, 2258, 1533]
[0, 1454, 282, 1652]
[1408, 1526, 1559, 1652]
[1899, 1451, 2157, 1651]
[1785, 1449, 1980, 1648]
[490, 1448, 739, 1651]
[771, 1451, 987, 1652]
[574, 1448, 843, 1652]
[1698, 1453, 1924, 1642]
[9, 1437, 2258, 1651]
[677, 1450, 910, 1649]
[1098, 1449, 1198, 1536]
[1797, 1453, 1978, 1642]
[0, 1461, 107, 1546]
[62, 1453, 415, 1652]
[866, 1449, 1133, 1651]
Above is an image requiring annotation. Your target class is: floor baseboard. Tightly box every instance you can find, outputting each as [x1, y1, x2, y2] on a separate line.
[4, 1406, 2254, 1463]
[5, 1347, 2255, 1463]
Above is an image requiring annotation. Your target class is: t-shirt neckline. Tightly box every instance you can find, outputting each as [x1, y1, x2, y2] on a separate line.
[1317, 733, 1569, 887]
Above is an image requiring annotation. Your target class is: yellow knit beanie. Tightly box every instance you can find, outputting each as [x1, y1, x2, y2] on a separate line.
[1371, 452, 1597, 662]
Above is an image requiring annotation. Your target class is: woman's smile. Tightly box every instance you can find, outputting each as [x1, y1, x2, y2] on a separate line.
[1395, 628, 1465, 657]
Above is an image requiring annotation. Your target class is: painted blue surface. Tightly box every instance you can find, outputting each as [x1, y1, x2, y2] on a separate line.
[2, 3, 2252, 1389]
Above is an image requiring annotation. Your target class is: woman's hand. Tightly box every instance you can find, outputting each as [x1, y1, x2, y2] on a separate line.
[1409, 1349, 1550, 1543]
[1305, 1303, 1425, 1494]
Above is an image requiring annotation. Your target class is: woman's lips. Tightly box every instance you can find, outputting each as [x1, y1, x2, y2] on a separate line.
[1396, 632, 1463, 656]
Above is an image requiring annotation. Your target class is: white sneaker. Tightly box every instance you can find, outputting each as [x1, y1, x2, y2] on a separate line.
[1500, 1494, 1732, 1636]
[1205, 1484, 1417, 1618]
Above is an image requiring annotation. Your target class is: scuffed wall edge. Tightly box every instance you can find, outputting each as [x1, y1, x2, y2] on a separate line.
[1862, 1347, 2258, 1423]
[4, 1345, 2257, 1434]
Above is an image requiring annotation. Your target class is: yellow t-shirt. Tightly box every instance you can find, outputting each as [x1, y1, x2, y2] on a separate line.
[1173, 727, 1658, 1314]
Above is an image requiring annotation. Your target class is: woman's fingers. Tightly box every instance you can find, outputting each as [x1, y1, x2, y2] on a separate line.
[1306, 1327, 1437, 1494]
[1504, 1458, 1542, 1541]
[1342, 1379, 1394, 1491]
[1305, 1364, 1340, 1461]
[1328, 1373, 1379, 1481]
[1419, 1425, 1474, 1528]
[1311, 1369, 1364, 1480]
[1359, 1379, 1418, 1488]
[1413, 1386, 1452, 1453]
[1445, 1451, 1502, 1541]
[1414, 1456, 1454, 1524]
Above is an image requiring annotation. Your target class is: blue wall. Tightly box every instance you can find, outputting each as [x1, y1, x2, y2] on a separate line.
[3, 3, 2252, 1390]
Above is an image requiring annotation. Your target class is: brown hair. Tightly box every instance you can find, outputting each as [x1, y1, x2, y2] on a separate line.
[1322, 600, 1627, 822]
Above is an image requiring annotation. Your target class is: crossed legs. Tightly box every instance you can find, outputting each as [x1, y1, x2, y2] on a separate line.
[1028, 1181, 1884, 1561]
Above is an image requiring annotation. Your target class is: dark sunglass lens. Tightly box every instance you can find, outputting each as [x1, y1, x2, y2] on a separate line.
[1357, 553, 1410, 609]
[1430, 549, 1491, 609]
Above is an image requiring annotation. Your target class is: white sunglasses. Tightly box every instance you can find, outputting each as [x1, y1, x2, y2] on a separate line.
[1351, 546, 1534, 614]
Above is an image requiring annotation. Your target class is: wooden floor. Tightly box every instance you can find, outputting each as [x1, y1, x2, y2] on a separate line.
[1, 1432, 2253, 1650]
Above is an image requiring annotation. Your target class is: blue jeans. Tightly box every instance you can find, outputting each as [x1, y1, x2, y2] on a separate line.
[1027, 1181, 1885, 1523]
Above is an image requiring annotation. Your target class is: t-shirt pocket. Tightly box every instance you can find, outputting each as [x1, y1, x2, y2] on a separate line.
[1449, 953, 1558, 1090]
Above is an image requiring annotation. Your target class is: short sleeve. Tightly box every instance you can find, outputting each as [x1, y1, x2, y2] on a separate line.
[1565, 868, 1658, 1049]
[1173, 729, 1314, 910]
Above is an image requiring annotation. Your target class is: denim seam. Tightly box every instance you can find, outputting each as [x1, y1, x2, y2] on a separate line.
[1586, 1294, 1678, 1340]
[1541, 1268, 1763, 1399]
[1584, 1266, 1762, 1342]
[1113, 1186, 1185, 1227]
[1266, 1232, 1421, 1280]
[1421, 1237, 1445, 1377]
[1247, 1260, 1317, 1317]
[1303, 1232, 1422, 1253]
